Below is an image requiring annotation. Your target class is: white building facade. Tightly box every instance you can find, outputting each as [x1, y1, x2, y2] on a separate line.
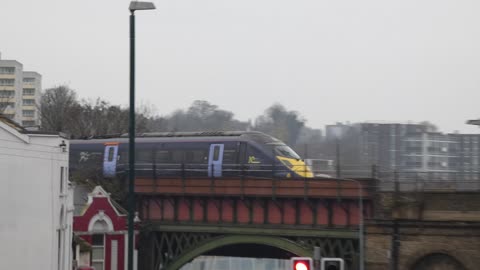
[0, 54, 42, 127]
[0, 116, 73, 270]
[21, 71, 42, 127]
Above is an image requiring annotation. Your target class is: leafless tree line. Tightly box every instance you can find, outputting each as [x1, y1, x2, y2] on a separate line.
[38, 85, 148, 138]
[38, 85, 309, 146]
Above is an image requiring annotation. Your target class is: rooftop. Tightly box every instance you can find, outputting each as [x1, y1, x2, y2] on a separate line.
[0, 114, 66, 137]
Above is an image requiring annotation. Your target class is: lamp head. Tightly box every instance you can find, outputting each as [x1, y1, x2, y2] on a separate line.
[59, 140, 67, 152]
[129, 1, 156, 12]
[467, 119, 480, 126]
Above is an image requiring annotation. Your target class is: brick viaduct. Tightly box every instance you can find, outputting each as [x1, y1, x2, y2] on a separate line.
[366, 190, 480, 270]
[134, 175, 480, 270]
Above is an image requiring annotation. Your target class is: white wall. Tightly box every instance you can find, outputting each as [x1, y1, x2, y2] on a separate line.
[0, 122, 73, 270]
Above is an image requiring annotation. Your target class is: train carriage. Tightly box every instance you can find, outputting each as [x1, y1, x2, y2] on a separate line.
[69, 131, 313, 179]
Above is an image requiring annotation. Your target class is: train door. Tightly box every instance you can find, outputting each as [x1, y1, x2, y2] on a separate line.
[208, 144, 224, 177]
[103, 142, 119, 177]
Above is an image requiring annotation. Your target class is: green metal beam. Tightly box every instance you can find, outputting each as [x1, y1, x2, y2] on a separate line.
[165, 235, 312, 270]
[151, 224, 358, 238]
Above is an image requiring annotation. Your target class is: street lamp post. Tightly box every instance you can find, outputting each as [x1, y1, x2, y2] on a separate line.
[128, 2, 155, 270]
[336, 138, 341, 178]
[331, 127, 343, 178]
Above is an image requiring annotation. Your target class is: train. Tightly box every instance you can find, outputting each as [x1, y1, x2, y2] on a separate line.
[69, 131, 314, 179]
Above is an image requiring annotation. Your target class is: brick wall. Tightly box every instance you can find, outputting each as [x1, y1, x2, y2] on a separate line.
[366, 224, 480, 270]
[366, 191, 480, 270]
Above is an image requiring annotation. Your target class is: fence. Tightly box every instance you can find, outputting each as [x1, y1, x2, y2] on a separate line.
[112, 162, 480, 192]
[317, 164, 480, 192]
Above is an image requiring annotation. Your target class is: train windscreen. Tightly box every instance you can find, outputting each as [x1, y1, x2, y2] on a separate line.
[265, 144, 301, 160]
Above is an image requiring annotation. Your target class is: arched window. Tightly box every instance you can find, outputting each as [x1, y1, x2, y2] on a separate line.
[87, 211, 114, 270]
[91, 219, 109, 270]
[92, 220, 108, 232]
[411, 253, 466, 270]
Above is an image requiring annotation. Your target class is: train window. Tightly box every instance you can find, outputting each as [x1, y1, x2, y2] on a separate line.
[136, 150, 153, 163]
[118, 150, 128, 164]
[213, 146, 220, 161]
[273, 145, 301, 159]
[185, 150, 208, 164]
[238, 143, 247, 164]
[155, 150, 169, 163]
[246, 145, 266, 164]
[223, 150, 236, 164]
[171, 150, 184, 163]
[185, 151, 194, 163]
[108, 147, 115, 162]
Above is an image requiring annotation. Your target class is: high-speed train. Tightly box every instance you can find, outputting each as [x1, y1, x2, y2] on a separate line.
[69, 131, 314, 179]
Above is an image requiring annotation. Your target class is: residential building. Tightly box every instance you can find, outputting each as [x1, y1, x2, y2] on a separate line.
[448, 133, 480, 179]
[0, 54, 42, 127]
[22, 71, 42, 127]
[356, 122, 429, 170]
[324, 123, 363, 170]
[325, 122, 353, 141]
[0, 59, 22, 120]
[402, 131, 458, 181]
[326, 122, 461, 176]
[0, 115, 73, 270]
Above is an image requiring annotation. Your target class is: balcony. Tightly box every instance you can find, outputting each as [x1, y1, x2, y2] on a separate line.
[0, 74, 16, 79]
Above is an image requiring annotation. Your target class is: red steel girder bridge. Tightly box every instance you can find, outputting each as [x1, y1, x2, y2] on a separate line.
[135, 177, 375, 270]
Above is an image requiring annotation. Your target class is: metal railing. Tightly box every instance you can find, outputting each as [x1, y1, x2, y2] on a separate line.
[321, 164, 480, 192]
[111, 162, 480, 192]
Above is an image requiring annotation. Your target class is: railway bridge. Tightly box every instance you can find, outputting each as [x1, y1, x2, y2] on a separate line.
[134, 176, 374, 270]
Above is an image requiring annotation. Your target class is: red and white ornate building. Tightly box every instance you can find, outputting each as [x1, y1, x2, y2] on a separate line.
[74, 186, 139, 270]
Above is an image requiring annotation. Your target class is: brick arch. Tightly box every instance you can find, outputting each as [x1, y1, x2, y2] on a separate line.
[166, 235, 311, 270]
[408, 252, 467, 270]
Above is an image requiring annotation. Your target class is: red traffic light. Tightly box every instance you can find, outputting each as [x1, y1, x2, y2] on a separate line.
[291, 257, 313, 270]
[294, 261, 309, 270]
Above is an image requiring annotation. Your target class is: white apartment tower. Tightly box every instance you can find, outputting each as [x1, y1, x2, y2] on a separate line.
[0, 54, 42, 127]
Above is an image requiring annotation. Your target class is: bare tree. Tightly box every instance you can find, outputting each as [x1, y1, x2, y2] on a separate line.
[39, 85, 81, 134]
[39, 85, 151, 137]
[254, 103, 305, 145]
[419, 121, 439, 132]
[147, 100, 248, 132]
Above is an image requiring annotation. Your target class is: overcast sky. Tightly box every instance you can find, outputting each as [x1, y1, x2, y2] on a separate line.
[2, 0, 480, 133]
